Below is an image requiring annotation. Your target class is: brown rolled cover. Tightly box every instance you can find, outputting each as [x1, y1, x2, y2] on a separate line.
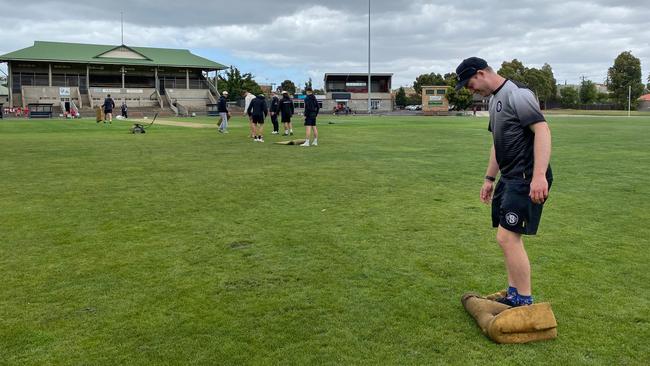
[462, 293, 511, 334]
[461, 292, 558, 344]
[274, 139, 307, 145]
[485, 289, 507, 301]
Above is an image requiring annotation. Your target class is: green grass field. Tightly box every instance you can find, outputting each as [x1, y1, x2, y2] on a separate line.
[543, 109, 650, 116]
[1, 115, 648, 365]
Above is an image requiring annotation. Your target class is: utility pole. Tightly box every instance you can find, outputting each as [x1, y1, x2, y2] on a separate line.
[367, 0, 371, 115]
[579, 75, 588, 106]
[121, 12, 124, 45]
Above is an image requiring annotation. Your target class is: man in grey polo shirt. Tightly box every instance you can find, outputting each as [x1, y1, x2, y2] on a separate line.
[455, 57, 553, 307]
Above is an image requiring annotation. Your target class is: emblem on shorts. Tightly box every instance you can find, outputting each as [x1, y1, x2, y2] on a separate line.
[505, 212, 519, 225]
[496, 101, 503, 112]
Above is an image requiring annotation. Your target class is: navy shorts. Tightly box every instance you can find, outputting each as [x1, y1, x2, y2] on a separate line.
[281, 115, 291, 123]
[252, 115, 265, 124]
[491, 178, 552, 235]
[304, 115, 317, 126]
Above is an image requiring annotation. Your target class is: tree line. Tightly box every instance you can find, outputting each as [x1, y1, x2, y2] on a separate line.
[396, 51, 649, 110]
[215, 67, 322, 100]
[212, 50, 648, 110]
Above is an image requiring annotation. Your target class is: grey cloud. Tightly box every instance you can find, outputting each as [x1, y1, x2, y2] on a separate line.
[1, 0, 650, 87]
[2, 0, 411, 27]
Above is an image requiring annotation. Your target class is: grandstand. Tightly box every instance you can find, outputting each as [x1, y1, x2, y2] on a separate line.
[0, 41, 227, 117]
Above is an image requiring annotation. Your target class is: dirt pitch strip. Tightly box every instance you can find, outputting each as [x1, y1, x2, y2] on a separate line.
[133, 118, 218, 129]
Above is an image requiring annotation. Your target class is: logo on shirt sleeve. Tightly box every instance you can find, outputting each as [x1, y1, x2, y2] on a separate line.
[496, 101, 503, 112]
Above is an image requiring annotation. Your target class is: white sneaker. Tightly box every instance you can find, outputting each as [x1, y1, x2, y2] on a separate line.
[300, 141, 310, 147]
[312, 140, 318, 146]
[254, 138, 260, 142]
[271, 131, 278, 135]
[259, 138, 264, 142]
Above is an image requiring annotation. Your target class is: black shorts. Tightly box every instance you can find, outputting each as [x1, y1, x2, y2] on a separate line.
[104, 108, 112, 114]
[252, 115, 265, 124]
[491, 178, 552, 235]
[304, 115, 317, 126]
[281, 115, 291, 123]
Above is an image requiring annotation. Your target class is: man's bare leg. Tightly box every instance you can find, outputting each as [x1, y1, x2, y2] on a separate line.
[496, 225, 531, 297]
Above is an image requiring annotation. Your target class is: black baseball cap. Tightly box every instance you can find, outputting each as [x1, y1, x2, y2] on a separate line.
[455, 57, 488, 90]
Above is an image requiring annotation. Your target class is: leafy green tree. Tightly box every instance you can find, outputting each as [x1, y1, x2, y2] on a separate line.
[304, 78, 313, 90]
[280, 80, 297, 95]
[607, 51, 644, 109]
[579, 80, 598, 104]
[217, 66, 263, 99]
[523, 68, 549, 101]
[560, 87, 579, 108]
[499, 60, 556, 105]
[413, 73, 445, 95]
[406, 93, 421, 106]
[498, 59, 526, 83]
[541, 63, 558, 102]
[443, 72, 457, 87]
[395, 87, 407, 107]
[446, 86, 473, 110]
[596, 92, 610, 104]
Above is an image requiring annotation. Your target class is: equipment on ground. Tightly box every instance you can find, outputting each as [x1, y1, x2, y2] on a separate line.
[462, 292, 557, 344]
[274, 139, 307, 145]
[130, 113, 158, 134]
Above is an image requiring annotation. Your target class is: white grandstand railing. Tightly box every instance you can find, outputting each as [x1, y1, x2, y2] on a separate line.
[176, 102, 189, 116]
[207, 89, 216, 104]
[59, 100, 80, 116]
[165, 93, 179, 116]
[76, 88, 83, 108]
[71, 100, 79, 116]
[154, 89, 164, 108]
[205, 77, 220, 99]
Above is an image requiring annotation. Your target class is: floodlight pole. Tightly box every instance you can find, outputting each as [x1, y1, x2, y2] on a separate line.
[628, 85, 631, 117]
[121, 12, 124, 45]
[367, 0, 371, 115]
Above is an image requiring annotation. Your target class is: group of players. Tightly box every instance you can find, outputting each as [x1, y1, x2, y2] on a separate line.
[216, 88, 320, 146]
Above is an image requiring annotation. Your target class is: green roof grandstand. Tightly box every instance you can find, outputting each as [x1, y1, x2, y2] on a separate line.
[0, 41, 227, 110]
[0, 41, 226, 70]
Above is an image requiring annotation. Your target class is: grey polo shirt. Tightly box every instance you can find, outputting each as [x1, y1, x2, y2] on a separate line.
[488, 80, 551, 180]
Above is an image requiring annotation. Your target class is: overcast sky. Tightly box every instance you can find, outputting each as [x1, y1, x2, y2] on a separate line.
[1, 0, 649, 89]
